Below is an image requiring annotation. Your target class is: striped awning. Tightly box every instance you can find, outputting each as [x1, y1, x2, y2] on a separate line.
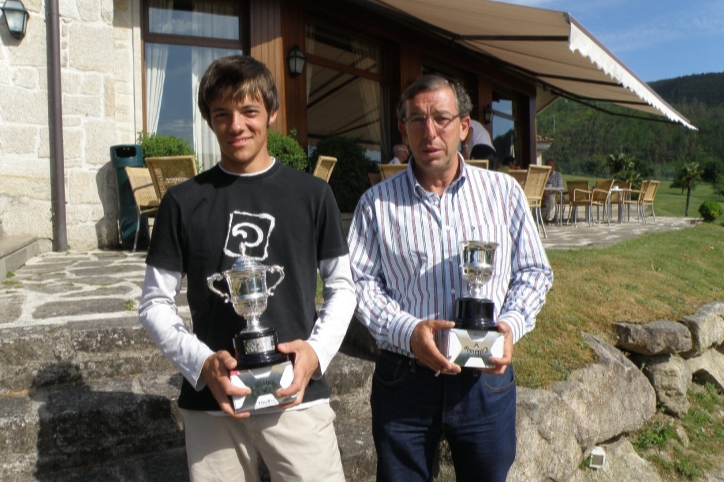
[367, 0, 697, 130]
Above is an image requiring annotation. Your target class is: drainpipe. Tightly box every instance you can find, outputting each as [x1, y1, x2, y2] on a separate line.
[46, 0, 67, 251]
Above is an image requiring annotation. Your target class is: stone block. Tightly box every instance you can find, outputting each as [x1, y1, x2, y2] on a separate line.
[0, 200, 53, 239]
[101, 0, 114, 23]
[83, 119, 117, 165]
[0, 63, 11, 86]
[0, 86, 49, 124]
[0, 126, 39, 155]
[62, 71, 84, 94]
[62, 128, 84, 162]
[8, 20, 47, 67]
[67, 170, 102, 204]
[104, 75, 115, 117]
[77, 0, 101, 22]
[0, 175, 51, 199]
[63, 94, 102, 117]
[80, 74, 103, 95]
[614, 320, 692, 356]
[12, 67, 38, 89]
[686, 347, 724, 392]
[59, 0, 80, 19]
[680, 302, 724, 356]
[68, 24, 114, 73]
[641, 354, 691, 417]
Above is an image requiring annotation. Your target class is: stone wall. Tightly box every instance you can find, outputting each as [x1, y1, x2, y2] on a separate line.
[0, 0, 142, 249]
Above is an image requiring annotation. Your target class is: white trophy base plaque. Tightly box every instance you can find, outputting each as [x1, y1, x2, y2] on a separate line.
[441, 328, 505, 369]
[229, 360, 296, 412]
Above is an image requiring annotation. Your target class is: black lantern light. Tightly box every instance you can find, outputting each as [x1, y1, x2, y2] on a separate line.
[483, 104, 494, 124]
[1, 0, 29, 40]
[287, 44, 306, 77]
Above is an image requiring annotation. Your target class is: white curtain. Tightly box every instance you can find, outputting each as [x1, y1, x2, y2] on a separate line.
[191, 2, 239, 171]
[145, 0, 173, 134]
[351, 39, 388, 159]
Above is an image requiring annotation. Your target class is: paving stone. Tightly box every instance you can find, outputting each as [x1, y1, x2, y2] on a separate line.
[0, 293, 25, 324]
[70, 264, 147, 277]
[59, 285, 135, 297]
[16, 283, 85, 295]
[33, 298, 131, 318]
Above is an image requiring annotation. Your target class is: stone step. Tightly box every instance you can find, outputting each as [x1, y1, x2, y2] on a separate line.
[0, 351, 376, 480]
[0, 316, 180, 394]
[0, 372, 185, 481]
[0, 236, 47, 280]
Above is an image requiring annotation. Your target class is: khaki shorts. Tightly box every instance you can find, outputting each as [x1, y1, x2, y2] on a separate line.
[181, 403, 345, 482]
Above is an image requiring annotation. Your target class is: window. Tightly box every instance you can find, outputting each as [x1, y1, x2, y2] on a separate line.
[492, 92, 518, 166]
[143, 0, 244, 170]
[305, 23, 388, 162]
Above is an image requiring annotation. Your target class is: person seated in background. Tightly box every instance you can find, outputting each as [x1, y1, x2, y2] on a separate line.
[388, 144, 410, 164]
[543, 159, 563, 223]
[462, 119, 495, 160]
[499, 155, 518, 172]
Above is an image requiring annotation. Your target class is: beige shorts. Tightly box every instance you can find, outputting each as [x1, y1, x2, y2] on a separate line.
[181, 403, 345, 482]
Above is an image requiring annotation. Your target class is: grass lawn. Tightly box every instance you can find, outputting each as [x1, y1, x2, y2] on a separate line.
[562, 175, 724, 218]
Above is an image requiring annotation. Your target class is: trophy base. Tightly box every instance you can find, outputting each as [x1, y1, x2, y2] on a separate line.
[440, 329, 505, 369]
[454, 296, 496, 331]
[229, 360, 297, 412]
[234, 327, 290, 370]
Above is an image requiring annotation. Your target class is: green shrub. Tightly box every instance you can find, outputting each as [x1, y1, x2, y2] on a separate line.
[698, 200, 723, 223]
[713, 174, 724, 198]
[267, 129, 308, 171]
[311, 136, 370, 212]
[137, 131, 195, 158]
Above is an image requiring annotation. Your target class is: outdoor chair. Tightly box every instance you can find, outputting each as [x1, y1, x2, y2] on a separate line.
[561, 180, 589, 223]
[508, 169, 528, 188]
[145, 155, 197, 199]
[465, 159, 489, 169]
[609, 181, 631, 222]
[312, 156, 337, 182]
[379, 163, 407, 180]
[623, 180, 650, 222]
[566, 180, 597, 227]
[124, 167, 159, 252]
[522, 165, 551, 238]
[624, 180, 659, 223]
[568, 179, 614, 226]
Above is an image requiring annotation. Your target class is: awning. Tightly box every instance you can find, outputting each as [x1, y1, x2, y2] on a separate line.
[366, 0, 697, 130]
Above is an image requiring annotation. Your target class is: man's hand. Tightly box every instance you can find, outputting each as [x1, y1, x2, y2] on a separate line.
[201, 351, 251, 418]
[483, 320, 514, 375]
[410, 320, 461, 375]
[275, 340, 320, 408]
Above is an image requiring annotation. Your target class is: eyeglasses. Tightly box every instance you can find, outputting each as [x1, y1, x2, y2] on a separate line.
[403, 113, 461, 131]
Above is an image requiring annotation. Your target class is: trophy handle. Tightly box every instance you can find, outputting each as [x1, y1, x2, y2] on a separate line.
[266, 266, 285, 297]
[207, 273, 231, 303]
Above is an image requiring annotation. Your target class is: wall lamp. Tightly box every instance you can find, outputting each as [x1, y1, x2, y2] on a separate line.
[483, 104, 494, 124]
[287, 44, 306, 77]
[1, 0, 29, 39]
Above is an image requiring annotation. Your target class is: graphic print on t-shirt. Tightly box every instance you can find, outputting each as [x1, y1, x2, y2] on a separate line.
[223, 211, 276, 260]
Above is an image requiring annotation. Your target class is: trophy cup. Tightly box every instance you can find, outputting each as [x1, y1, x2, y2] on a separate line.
[207, 252, 296, 411]
[440, 241, 504, 369]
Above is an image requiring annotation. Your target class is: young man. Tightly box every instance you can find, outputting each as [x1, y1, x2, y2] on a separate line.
[139, 56, 355, 481]
[348, 75, 553, 482]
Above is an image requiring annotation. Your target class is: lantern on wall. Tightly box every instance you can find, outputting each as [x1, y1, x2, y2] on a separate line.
[287, 44, 306, 77]
[1, 0, 29, 40]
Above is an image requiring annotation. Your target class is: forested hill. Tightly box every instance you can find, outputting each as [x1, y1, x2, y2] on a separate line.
[650, 72, 724, 107]
[535, 71, 724, 179]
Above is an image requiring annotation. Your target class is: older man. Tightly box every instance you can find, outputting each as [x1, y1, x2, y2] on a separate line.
[348, 75, 553, 482]
[388, 144, 410, 164]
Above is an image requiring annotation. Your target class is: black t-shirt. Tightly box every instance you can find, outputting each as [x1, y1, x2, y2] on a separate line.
[147, 162, 349, 411]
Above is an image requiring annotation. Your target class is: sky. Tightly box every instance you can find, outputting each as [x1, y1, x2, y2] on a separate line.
[494, 0, 724, 83]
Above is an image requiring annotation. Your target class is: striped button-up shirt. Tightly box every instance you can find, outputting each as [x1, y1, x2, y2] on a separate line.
[348, 157, 553, 357]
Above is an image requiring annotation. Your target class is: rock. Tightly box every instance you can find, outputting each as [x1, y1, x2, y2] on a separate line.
[674, 424, 689, 448]
[569, 438, 663, 482]
[686, 347, 724, 392]
[508, 388, 591, 482]
[614, 320, 692, 356]
[641, 354, 691, 417]
[680, 302, 724, 357]
[553, 334, 657, 443]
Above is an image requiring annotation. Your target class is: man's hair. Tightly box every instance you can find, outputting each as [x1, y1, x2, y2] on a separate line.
[545, 159, 555, 166]
[393, 144, 407, 153]
[396, 74, 473, 121]
[197, 56, 280, 127]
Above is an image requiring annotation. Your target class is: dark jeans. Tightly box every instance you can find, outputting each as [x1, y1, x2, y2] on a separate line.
[370, 350, 517, 482]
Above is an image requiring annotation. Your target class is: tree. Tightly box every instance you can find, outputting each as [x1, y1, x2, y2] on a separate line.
[670, 162, 703, 216]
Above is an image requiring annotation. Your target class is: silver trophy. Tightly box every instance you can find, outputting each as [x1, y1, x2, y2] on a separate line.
[441, 241, 504, 369]
[207, 252, 296, 411]
[455, 241, 497, 330]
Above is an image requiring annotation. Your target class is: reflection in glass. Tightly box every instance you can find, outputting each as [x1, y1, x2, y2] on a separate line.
[149, 0, 239, 40]
[145, 44, 241, 170]
[492, 97, 516, 164]
[306, 24, 388, 162]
